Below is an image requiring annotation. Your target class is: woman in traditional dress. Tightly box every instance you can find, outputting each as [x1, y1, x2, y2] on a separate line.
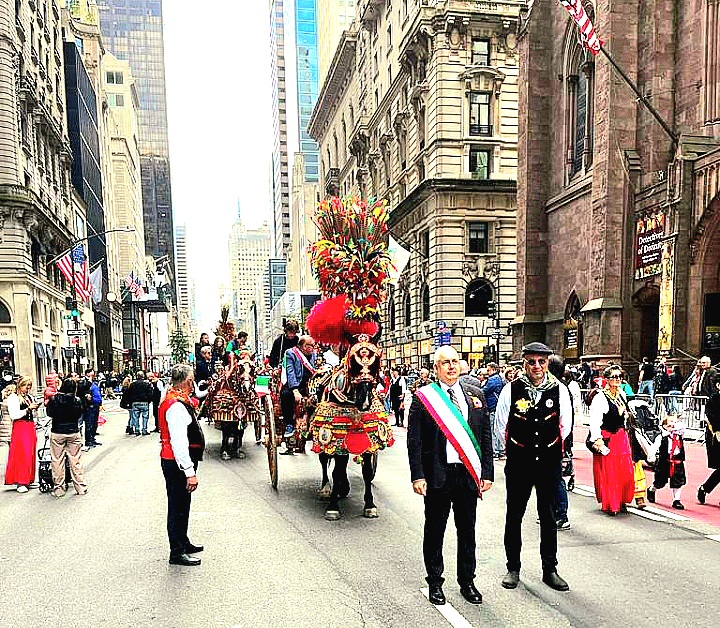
[4, 376, 40, 493]
[589, 366, 636, 514]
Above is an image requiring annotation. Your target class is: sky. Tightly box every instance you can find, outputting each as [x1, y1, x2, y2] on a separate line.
[162, 1, 288, 335]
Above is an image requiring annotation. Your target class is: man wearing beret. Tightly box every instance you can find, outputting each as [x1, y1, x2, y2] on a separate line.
[495, 342, 573, 591]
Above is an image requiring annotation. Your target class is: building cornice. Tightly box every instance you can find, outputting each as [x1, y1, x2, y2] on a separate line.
[308, 30, 358, 141]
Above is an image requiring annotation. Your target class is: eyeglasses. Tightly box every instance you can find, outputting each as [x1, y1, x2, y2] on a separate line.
[608, 375, 622, 380]
[524, 358, 548, 366]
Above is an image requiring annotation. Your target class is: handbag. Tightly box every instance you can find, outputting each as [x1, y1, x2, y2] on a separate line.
[585, 432, 610, 453]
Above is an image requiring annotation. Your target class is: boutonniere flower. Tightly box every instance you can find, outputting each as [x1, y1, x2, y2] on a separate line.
[515, 398, 531, 414]
[469, 395, 483, 409]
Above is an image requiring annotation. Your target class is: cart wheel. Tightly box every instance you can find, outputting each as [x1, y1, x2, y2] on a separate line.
[370, 452, 378, 481]
[264, 396, 278, 490]
[254, 415, 263, 443]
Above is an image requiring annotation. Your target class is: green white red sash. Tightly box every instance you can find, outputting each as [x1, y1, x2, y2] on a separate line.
[281, 347, 316, 386]
[415, 382, 484, 494]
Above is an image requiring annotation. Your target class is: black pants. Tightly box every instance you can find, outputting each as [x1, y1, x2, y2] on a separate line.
[423, 464, 478, 586]
[220, 422, 243, 454]
[504, 462, 559, 573]
[280, 388, 296, 428]
[702, 468, 720, 493]
[161, 458, 197, 557]
[83, 404, 100, 446]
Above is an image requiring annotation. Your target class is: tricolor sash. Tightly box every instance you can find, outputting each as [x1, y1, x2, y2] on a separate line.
[281, 347, 317, 386]
[415, 383, 484, 495]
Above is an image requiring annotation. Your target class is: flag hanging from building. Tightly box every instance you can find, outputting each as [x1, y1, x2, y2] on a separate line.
[559, 0, 602, 55]
[56, 245, 91, 302]
[89, 266, 103, 305]
[387, 235, 411, 286]
[125, 272, 145, 299]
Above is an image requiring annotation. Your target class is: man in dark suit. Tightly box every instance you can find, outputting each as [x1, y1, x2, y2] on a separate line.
[408, 345, 494, 606]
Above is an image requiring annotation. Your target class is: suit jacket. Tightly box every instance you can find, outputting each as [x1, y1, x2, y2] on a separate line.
[699, 367, 719, 398]
[407, 382, 494, 492]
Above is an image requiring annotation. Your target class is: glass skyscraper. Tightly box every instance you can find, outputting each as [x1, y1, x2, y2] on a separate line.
[295, 0, 319, 183]
[98, 0, 175, 274]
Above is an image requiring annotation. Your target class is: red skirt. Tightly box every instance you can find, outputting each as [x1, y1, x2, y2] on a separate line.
[593, 428, 635, 514]
[4, 420, 37, 486]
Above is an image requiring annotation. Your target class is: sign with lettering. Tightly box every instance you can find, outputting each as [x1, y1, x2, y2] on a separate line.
[634, 213, 666, 279]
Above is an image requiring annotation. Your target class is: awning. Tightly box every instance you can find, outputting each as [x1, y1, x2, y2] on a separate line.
[47, 345, 55, 359]
[34, 341, 46, 359]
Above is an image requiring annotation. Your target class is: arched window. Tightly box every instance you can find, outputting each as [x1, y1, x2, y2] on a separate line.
[389, 297, 396, 331]
[49, 309, 58, 332]
[465, 279, 493, 318]
[565, 291, 581, 321]
[403, 292, 411, 327]
[0, 300, 10, 324]
[31, 301, 40, 327]
[422, 284, 430, 322]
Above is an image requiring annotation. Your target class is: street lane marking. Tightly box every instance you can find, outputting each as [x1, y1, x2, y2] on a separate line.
[643, 505, 689, 521]
[420, 588, 476, 628]
[572, 487, 595, 498]
[575, 484, 595, 493]
[626, 506, 668, 522]
[706, 535, 720, 543]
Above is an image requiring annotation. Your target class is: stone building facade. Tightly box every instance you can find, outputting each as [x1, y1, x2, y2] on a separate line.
[515, 0, 720, 371]
[309, 0, 520, 368]
[0, 0, 92, 385]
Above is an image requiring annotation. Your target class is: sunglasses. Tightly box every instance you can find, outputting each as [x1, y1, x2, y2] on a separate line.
[608, 375, 622, 380]
[524, 358, 548, 366]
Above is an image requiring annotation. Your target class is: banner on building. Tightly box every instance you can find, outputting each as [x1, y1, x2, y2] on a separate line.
[634, 213, 666, 279]
[658, 239, 675, 355]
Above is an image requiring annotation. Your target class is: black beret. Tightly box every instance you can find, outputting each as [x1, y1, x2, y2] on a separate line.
[522, 342, 554, 356]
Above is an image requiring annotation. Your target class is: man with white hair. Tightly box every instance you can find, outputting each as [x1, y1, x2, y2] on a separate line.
[408, 346, 494, 606]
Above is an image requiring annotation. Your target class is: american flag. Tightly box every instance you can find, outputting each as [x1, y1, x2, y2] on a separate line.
[125, 272, 145, 299]
[559, 0, 602, 55]
[56, 245, 91, 302]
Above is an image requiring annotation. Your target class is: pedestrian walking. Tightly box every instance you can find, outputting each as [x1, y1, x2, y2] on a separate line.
[589, 366, 636, 515]
[481, 362, 504, 460]
[389, 366, 407, 427]
[548, 355, 571, 530]
[80, 369, 102, 449]
[120, 376, 133, 434]
[128, 371, 154, 436]
[407, 346, 494, 606]
[46, 378, 87, 497]
[495, 342, 572, 592]
[158, 364, 205, 566]
[697, 378, 720, 506]
[638, 357, 656, 398]
[3, 376, 40, 493]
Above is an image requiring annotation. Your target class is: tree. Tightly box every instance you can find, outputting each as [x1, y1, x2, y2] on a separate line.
[169, 328, 190, 364]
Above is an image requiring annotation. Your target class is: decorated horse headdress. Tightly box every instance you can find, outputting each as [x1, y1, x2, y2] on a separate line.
[305, 196, 392, 349]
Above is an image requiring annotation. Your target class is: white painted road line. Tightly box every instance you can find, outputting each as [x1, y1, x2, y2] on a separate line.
[643, 506, 689, 521]
[706, 535, 720, 543]
[572, 488, 595, 498]
[626, 506, 668, 522]
[575, 484, 595, 493]
[421, 588, 476, 628]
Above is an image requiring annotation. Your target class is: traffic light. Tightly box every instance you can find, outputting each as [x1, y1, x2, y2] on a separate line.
[64, 297, 79, 320]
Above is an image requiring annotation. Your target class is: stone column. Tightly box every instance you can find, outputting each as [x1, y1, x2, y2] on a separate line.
[0, 2, 20, 186]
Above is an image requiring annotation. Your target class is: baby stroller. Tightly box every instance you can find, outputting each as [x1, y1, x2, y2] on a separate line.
[37, 419, 71, 494]
[628, 398, 662, 470]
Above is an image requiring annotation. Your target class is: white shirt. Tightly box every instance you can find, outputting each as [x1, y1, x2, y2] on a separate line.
[568, 380, 582, 425]
[588, 390, 629, 442]
[6, 393, 28, 421]
[439, 380, 469, 465]
[165, 402, 196, 477]
[495, 377, 573, 445]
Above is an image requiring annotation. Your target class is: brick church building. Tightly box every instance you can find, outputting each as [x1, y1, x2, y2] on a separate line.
[513, 0, 720, 372]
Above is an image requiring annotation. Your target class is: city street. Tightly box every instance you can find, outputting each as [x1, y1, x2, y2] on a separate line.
[0, 402, 719, 628]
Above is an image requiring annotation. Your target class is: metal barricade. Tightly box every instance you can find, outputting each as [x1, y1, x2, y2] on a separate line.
[653, 394, 708, 435]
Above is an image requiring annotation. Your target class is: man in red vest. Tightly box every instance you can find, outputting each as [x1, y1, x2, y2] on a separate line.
[158, 364, 205, 566]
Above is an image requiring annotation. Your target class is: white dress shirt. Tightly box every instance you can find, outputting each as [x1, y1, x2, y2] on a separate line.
[439, 380, 469, 464]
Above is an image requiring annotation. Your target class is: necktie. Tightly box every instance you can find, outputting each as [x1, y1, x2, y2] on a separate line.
[447, 387, 462, 413]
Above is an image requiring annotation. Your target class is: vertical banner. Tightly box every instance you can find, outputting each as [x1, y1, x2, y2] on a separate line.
[658, 238, 675, 354]
[634, 213, 666, 279]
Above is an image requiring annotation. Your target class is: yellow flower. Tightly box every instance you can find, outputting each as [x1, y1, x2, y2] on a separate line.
[515, 398, 532, 414]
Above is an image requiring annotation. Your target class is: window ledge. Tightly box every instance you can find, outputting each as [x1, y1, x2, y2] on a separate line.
[545, 173, 592, 214]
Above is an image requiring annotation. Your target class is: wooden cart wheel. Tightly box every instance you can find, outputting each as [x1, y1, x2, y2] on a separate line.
[264, 395, 278, 490]
[253, 412, 263, 443]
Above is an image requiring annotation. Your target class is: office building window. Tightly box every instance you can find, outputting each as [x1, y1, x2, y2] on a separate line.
[108, 93, 125, 107]
[468, 222, 490, 254]
[469, 147, 490, 179]
[471, 39, 491, 66]
[106, 71, 124, 85]
[470, 93, 492, 136]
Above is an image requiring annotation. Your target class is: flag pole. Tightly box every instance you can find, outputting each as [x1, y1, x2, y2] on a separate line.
[598, 45, 678, 147]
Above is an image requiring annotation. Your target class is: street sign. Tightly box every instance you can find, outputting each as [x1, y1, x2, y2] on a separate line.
[67, 329, 87, 337]
[70, 336, 80, 345]
[491, 333, 505, 340]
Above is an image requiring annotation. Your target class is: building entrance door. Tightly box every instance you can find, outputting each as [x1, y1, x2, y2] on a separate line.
[633, 286, 660, 361]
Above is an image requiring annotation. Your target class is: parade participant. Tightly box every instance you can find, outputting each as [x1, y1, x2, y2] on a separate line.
[46, 378, 87, 497]
[638, 357, 656, 398]
[280, 335, 317, 444]
[389, 366, 407, 427]
[589, 366, 636, 516]
[697, 379, 720, 505]
[195, 333, 210, 364]
[226, 331, 252, 369]
[269, 319, 300, 368]
[128, 371, 154, 436]
[3, 376, 40, 493]
[548, 356, 571, 530]
[158, 364, 205, 566]
[647, 414, 686, 509]
[81, 369, 103, 449]
[481, 362, 504, 460]
[195, 346, 213, 385]
[495, 342, 572, 592]
[120, 376, 133, 435]
[211, 336, 227, 368]
[407, 346, 494, 606]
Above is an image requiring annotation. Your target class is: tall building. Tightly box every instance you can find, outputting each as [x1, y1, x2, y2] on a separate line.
[309, 1, 521, 368]
[98, 0, 176, 277]
[0, 0, 86, 384]
[317, 0, 356, 85]
[288, 152, 319, 293]
[514, 0, 720, 371]
[294, 0, 319, 183]
[228, 209, 272, 332]
[270, 0, 290, 258]
[174, 224, 190, 335]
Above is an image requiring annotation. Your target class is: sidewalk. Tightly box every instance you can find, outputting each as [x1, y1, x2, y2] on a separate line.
[572, 429, 720, 529]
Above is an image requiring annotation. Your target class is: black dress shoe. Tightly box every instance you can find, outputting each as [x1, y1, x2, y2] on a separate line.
[501, 570, 520, 589]
[542, 571, 569, 591]
[169, 553, 201, 566]
[185, 543, 204, 554]
[698, 485, 706, 504]
[459, 583, 482, 604]
[428, 585, 446, 606]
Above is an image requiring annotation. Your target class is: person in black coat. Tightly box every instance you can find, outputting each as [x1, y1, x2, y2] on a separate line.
[268, 319, 300, 368]
[698, 379, 720, 505]
[407, 346, 494, 607]
[46, 378, 87, 496]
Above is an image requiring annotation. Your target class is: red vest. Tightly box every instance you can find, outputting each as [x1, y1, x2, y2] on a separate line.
[158, 396, 204, 462]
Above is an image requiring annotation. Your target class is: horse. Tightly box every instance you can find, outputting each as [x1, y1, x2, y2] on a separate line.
[310, 335, 393, 520]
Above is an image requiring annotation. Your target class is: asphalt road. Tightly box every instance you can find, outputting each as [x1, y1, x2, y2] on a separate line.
[1, 403, 719, 628]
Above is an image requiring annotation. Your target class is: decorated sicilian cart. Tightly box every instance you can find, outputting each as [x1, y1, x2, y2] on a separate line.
[301, 195, 398, 520]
